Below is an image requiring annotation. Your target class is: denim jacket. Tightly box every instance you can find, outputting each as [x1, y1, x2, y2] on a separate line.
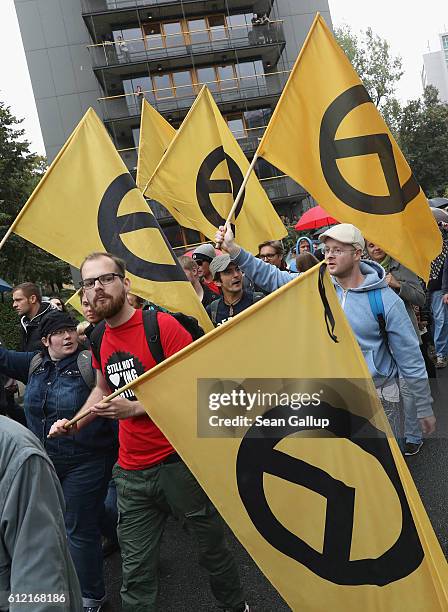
[0, 347, 117, 460]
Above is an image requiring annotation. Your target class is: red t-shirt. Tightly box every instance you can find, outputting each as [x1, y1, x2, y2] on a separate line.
[91, 309, 192, 470]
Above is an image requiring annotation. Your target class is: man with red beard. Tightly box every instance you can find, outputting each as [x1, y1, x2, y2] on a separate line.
[49, 252, 248, 612]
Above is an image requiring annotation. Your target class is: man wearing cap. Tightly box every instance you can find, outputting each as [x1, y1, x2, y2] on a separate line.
[192, 243, 221, 295]
[206, 255, 264, 326]
[214, 224, 436, 442]
[0, 311, 117, 612]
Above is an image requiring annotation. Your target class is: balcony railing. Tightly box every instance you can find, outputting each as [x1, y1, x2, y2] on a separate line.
[82, 0, 259, 14]
[82, 0, 193, 12]
[100, 70, 288, 121]
[88, 22, 285, 69]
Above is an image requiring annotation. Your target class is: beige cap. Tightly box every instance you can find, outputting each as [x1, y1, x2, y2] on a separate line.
[319, 223, 365, 250]
[209, 254, 232, 280]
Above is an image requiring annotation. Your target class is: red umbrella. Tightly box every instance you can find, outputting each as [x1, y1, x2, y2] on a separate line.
[294, 206, 338, 231]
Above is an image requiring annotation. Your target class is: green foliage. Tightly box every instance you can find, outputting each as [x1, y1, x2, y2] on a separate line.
[334, 25, 403, 111]
[397, 86, 448, 197]
[0, 297, 20, 349]
[0, 102, 71, 288]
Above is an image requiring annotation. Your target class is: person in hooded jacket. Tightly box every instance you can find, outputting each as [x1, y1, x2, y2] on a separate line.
[214, 223, 436, 444]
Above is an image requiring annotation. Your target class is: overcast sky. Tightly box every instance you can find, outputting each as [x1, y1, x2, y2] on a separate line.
[0, 0, 447, 156]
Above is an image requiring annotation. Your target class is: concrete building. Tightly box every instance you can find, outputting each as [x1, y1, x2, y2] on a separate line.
[422, 32, 448, 103]
[14, 0, 332, 248]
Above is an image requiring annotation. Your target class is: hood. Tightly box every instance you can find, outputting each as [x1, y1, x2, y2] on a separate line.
[296, 236, 314, 253]
[333, 259, 387, 293]
[20, 302, 53, 330]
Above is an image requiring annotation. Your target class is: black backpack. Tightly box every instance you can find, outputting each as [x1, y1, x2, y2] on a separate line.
[89, 309, 204, 370]
[28, 350, 96, 390]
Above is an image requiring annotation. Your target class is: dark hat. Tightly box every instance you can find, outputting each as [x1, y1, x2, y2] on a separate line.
[39, 312, 78, 338]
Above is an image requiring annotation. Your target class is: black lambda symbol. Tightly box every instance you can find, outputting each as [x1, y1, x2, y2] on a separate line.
[320, 85, 420, 214]
[196, 147, 245, 232]
[97, 174, 185, 282]
[236, 403, 423, 585]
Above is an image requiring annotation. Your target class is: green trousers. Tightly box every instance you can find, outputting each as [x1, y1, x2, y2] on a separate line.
[113, 459, 245, 612]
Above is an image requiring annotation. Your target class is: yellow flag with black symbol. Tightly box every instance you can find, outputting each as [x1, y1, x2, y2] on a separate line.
[144, 85, 286, 254]
[120, 264, 448, 611]
[256, 14, 441, 281]
[9, 108, 213, 333]
[136, 99, 176, 192]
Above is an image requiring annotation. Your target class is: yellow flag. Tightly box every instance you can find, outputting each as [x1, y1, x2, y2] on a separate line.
[10, 108, 212, 333]
[65, 289, 83, 316]
[256, 14, 441, 281]
[125, 265, 448, 611]
[136, 99, 176, 192]
[145, 86, 286, 254]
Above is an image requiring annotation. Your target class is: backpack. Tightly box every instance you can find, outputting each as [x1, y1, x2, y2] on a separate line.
[367, 289, 390, 349]
[209, 292, 265, 326]
[28, 350, 96, 390]
[89, 309, 204, 370]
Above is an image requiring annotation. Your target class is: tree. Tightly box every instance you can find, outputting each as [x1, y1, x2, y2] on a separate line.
[0, 102, 71, 289]
[397, 86, 448, 198]
[334, 25, 403, 112]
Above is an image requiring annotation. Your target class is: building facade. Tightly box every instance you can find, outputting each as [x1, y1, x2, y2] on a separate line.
[15, 0, 332, 248]
[422, 32, 448, 103]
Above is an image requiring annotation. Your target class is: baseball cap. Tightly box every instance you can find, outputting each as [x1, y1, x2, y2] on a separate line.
[209, 254, 233, 280]
[319, 223, 365, 251]
[192, 243, 216, 263]
[39, 312, 78, 338]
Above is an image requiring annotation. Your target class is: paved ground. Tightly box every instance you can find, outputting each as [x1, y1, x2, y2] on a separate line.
[103, 371, 448, 611]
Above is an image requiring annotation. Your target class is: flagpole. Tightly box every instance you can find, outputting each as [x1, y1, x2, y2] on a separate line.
[0, 225, 16, 251]
[215, 151, 259, 248]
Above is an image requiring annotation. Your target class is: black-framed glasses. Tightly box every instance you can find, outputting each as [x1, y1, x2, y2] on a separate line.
[50, 327, 77, 338]
[260, 253, 278, 260]
[80, 273, 124, 290]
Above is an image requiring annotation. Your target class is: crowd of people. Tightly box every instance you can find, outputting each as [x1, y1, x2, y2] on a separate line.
[0, 215, 447, 611]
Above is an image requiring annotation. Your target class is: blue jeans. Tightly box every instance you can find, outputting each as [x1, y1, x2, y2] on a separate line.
[430, 290, 448, 357]
[399, 378, 422, 445]
[53, 454, 114, 608]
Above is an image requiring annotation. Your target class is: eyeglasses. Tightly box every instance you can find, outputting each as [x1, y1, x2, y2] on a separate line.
[80, 273, 124, 290]
[50, 327, 77, 337]
[324, 247, 356, 257]
[260, 253, 278, 260]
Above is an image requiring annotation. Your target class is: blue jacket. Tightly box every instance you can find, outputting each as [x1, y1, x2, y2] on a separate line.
[232, 248, 433, 418]
[0, 347, 117, 460]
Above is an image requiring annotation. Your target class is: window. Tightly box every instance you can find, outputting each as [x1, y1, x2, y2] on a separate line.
[143, 23, 163, 49]
[217, 65, 237, 90]
[244, 108, 271, 129]
[226, 116, 246, 140]
[123, 76, 152, 113]
[188, 19, 208, 45]
[132, 128, 140, 147]
[208, 15, 227, 41]
[163, 21, 185, 48]
[172, 70, 194, 99]
[153, 74, 174, 99]
[196, 67, 218, 92]
[236, 60, 265, 91]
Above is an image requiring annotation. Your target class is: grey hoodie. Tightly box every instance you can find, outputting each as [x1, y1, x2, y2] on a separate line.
[0, 417, 82, 612]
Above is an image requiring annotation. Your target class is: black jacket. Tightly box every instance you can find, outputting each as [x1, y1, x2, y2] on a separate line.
[18, 302, 53, 352]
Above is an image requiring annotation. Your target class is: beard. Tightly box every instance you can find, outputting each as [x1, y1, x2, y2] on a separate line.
[91, 288, 126, 319]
